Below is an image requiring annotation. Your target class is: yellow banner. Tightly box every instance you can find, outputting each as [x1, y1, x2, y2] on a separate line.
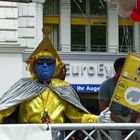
[112, 77, 140, 112]
[121, 53, 140, 83]
[112, 53, 140, 112]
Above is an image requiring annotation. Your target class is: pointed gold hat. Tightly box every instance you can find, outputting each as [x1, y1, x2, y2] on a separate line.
[25, 27, 61, 64]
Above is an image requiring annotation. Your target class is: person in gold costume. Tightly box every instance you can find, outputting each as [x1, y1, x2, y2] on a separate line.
[0, 28, 110, 125]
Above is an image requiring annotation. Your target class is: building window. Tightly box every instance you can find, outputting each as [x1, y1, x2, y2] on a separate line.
[71, 25, 85, 51]
[43, 0, 59, 15]
[90, 0, 107, 15]
[71, 0, 107, 52]
[119, 25, 133, 52]
[71, 0, 86, 14]
[91, 25, 106, 52]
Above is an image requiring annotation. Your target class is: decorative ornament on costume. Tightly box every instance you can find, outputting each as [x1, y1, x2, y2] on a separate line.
[40, 88, 52, 124]
[41, 111, 52, 123]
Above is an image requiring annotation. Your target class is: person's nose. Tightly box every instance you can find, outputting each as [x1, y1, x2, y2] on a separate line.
[43, 63, 48, 67]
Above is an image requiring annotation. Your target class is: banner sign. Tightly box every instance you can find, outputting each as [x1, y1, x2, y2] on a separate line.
[71, 84, 100, 93]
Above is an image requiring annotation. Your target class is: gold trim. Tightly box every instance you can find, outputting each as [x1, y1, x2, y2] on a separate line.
[43, 16, 134, 26]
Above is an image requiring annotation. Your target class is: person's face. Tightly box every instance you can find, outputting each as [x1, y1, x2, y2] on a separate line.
[115, 67, 123, 80]
[34, 57, 55, 82]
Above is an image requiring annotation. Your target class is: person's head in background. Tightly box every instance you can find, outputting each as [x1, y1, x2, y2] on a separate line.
[55, 62, 66, 80]
[113, 57, 126, 84]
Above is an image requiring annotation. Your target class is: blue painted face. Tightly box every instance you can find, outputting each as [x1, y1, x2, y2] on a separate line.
[34, 57, 55, 82]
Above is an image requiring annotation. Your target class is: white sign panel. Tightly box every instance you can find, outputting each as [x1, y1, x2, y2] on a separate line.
[65, 60, 114, 84]
[0, 124, 52, 140]
[64, 59, 115, 93]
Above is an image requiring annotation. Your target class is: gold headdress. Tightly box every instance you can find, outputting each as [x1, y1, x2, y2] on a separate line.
[25, 27, 62, 77]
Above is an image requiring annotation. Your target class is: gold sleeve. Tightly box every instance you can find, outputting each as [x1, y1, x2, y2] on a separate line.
[65, 103, 98, 123]
[0, 106, 17, 123]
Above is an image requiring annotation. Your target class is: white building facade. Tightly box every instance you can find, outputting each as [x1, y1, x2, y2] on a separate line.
[0, 0, 44, 94]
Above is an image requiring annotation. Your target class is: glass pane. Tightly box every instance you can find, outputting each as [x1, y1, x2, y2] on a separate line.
[43, 24, 59, 51]
[91, 25, 106, 52]
[119, 25, 133, 52]
[71, 0, 86, 14]
[43, 0, 59, 15]
[71, 25, 85, 51]
[90, 0, 107, 15]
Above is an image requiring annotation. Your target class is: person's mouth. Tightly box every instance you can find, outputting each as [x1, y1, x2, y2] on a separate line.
[42, 69, 48, 72]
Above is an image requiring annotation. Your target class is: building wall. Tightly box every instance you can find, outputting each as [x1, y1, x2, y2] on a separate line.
[0, 2, 18, 43]
[18, 2, 36, 48]
[0, 1, 44, 95]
